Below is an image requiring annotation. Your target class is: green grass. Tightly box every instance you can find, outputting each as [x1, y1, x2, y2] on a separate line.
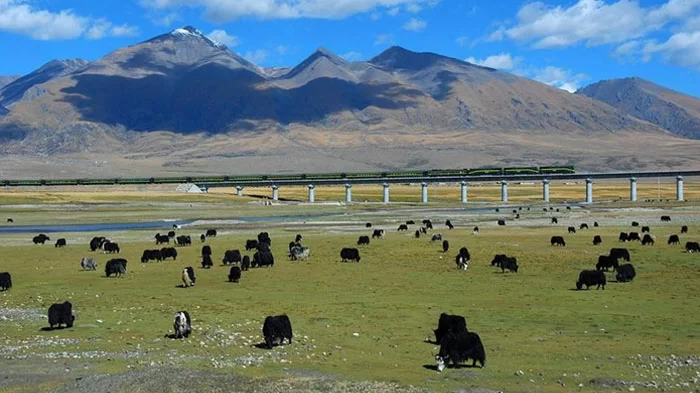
[0, 203, 699, 393]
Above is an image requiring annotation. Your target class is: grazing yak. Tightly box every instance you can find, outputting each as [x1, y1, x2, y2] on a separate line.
[357, 236, 370, 245]
[105, 259, 127, 277]
[631, 221, 639, 227]
[48, 301, 75, 329]
[568, 226, 577, 234]
[32, 234, 50, 245]
[263, 315, 293, 348]
[206, 229, 217, 237]
[295, 234, 303, 244]
[415, 230, 421, 238]
[661, 215, 672, 222]
[167, 231, 176, 238]
[406, 220, 415, 225]
[340, 248, 361, 263]
[253, 251, 274, 268]
[610, 248, 631, 262]
[550, 236, 566, 247]
[596, 255, 619, 271]
[173, 311, 192, 339]
[446, 220, 454, 230]
[228, 266, 242, 283]
[501, 257, 518, 273]
[365, 223, 372, 228]
[201, 254, 213, 269]
[420, 227, 428, 234]
[580, 223, 589, 230]
[442, 240, 449, 253]
[245, 239, 259, 251]
[551, 217, 558, 224]
[200, 234, 206, 243]
[288, 241, 300, 252]
[161, 247, 178, 260]
[80, 257, 97, 271]
[182, 267, 196, 287]
[176, 235, 192, 247]
[201, 245, 212, 257]
[668, 235, 680, 245]
[257, 232, 271, 247]
[619, 232, 629, 242]
[576, 270, 606, 290]
[222, 250, 242, 265]
[423, 220, 434, 230]
[456, 248, 471, 270]
[641, 226, 650, 233]
[435, 331, 486, 371]
[593, 235, 602, 246]
[681, 225, 688, 234]
[686, 242, 700, 253]
[257, 242, 271, 252]
[433, 313, 468, 345]
[397, 224, 409, 232]
[55, 238, 67, 248]
[141, 249, 162, 263]
[372, 229, 385, 239]
[0, 272, 12, 291]
[154, 233, 170, 245]
[90, 237, 107, 251]
[289, 246, 310, 261]
[628, 232, 641, 242]
[6, 218, 12, 223]
[472, 226, 479, 235]
[497, 220, 506, 226]
[103, 242, 120, 254]
[594, 222, 599, 227]
[241, 255, 251, 271]
[616, 264, 636, 282]
[641, 234, 655, 246]
[431, 234, 443, 242]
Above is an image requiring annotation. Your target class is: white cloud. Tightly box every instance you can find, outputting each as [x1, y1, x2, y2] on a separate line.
[387, 6, 400, 16]
[341, 51, 363, 61]
[207, 29, 239, 47]
[466, 53, 522, 70]
[531, 66, 589, 93]
[244, 49, 269, 64]
[370, 11, 382, 20]
[374, 33, 394, 45]
[499, 0, 700, 49]
[142, 0, 437, 22]
[86, 19, 139, 40]
[275, 45, 288, 55]
[643, 30, 700, 70]
[402, 17, 427, 32]
[406, 3, 422, 13]
[455, 36, 469, 46]
[0, 0, 137, 40]
[150, 12, 180, 26]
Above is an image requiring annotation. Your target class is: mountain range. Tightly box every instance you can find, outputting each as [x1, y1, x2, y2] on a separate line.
[0, 26, 699, 178]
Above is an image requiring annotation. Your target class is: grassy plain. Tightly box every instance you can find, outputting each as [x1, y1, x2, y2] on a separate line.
[0, 185, 699, 393]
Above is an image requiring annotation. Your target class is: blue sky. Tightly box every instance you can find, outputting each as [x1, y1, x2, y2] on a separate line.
[0, 0, 698, 96]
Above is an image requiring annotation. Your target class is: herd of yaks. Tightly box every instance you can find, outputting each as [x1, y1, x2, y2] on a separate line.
[0, 211, 698, 372]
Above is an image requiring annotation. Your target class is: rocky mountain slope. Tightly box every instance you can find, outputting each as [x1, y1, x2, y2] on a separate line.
[0, 76, 18, 90]
[577, 77, 700, 140]
[0, 26, 698, 176]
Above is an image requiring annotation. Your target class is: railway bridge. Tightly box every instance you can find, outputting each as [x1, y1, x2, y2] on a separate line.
[198, 170, 700, 204]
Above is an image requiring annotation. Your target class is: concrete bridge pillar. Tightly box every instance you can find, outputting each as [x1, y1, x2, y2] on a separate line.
[630, 177, 638, 202]
[236, 186, 243, 197]
[585, 178, 593, 204]
[308, 184, 315, 203]
[421, 182, 428, 203]
[383, 183, 390, 204]
[677, 176, 684, 201]
[460, 181, 468, 203]
[271, 185, 279, 201]
[543, 179, 550, 202]
[500, 181, 508, 203]
[345, 184, 352, 203]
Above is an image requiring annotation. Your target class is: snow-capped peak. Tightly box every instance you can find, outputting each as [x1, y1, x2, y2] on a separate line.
[169, 26, 228, 50]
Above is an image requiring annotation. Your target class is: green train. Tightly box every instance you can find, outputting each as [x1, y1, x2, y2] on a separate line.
[0, 166, 575, 187]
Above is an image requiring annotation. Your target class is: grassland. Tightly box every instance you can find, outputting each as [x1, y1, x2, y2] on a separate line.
[0, 187, 699, 393]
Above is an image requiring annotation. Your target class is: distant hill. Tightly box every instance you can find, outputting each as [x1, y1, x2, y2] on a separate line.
[577, 77, 700, 140]
[0, 26, 698, 177]
[0, 76, 19, 90]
